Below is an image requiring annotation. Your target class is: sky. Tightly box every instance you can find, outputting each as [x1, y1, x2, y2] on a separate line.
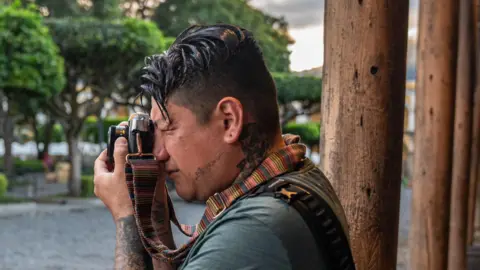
[250, 0, 420, 72]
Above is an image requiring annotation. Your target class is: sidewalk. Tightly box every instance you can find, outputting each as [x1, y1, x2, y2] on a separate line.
[0, 187, 188, 218]
[0, 197, 105, 218]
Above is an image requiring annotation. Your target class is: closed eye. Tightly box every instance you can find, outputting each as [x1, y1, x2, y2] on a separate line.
[159, 126, 176, 134]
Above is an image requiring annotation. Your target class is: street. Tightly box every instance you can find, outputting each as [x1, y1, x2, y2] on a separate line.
[0, 199, 205, 270]
[0, 188, 412, 270]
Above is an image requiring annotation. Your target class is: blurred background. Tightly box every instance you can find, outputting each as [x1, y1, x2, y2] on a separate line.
[0, 0, 419, 269]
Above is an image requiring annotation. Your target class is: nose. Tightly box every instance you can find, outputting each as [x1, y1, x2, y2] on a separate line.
[153, 137, 170, 162]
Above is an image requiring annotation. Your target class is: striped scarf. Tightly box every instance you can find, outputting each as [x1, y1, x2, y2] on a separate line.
[125, 134, 306, 264]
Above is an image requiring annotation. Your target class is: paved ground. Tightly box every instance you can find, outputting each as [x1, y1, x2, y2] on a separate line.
[0, 198, 204, 270]
[396, 187, 412, 270]
[0, 188, 412, 270]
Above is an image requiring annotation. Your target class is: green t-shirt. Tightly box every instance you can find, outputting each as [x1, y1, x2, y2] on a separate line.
[179, 195, 327, 270]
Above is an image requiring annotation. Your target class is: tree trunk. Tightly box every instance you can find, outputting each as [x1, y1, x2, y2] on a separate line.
[448, 0, 475, 268]
[3, 112, 14, 177]
[319, 1, 409, 269]
[32, 119, 41, 158]
[34, 116, 55, 159]
[96, 110, 105, 148]
[1, 95, 14, 177]
[67, 131, 82, 197]
[43, 117, 55, 155]
[409, 0, 459, 269]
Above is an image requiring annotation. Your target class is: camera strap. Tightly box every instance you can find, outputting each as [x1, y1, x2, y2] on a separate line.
[125, 134, 307, 264]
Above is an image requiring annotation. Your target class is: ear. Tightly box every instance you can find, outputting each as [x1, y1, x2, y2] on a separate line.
[215, 97, 244, 144]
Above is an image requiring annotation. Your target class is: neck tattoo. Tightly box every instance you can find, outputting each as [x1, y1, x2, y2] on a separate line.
[234, 123, 270, 183]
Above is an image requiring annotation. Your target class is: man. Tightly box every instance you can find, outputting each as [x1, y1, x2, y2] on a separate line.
[94, 24, 347, 269]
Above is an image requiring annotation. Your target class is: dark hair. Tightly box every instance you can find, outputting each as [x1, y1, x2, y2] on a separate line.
[139, 24, 280, 141]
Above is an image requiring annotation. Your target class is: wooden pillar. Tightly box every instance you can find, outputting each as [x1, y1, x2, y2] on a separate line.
[448, 0, 475, 268]
[409, 0, 459, 269]
[319, 1, 409, 269]
[468, 0, 480, 246]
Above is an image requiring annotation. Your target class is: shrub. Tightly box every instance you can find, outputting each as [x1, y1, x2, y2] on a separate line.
[82, 116, 129, 143]
[37, 123, 65, 143]
[15, 159, 45, 175]
[0, 173, 8, 197]
[282, 122, 321, 147]
[273, 73, 322, 104]
[0, 158, 44, 175]
[81, 175, 94, 197]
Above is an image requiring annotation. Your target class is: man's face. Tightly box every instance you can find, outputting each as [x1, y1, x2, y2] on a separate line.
[150, 97, 244, 201]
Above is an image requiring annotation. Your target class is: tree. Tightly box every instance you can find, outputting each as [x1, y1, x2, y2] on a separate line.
[34, 0, 85, 17]
[45, 17, 166, 196]
[92, 0, 121, 19]
[33, 0, 122, 18]
[121, 0, 161, 19]
[0, 0, 65, 176]
[152, 0, 293, 72]
[273, 72, 322, 130]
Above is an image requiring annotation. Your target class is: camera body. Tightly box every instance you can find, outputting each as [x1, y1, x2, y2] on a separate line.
[107, 112, 155, 164]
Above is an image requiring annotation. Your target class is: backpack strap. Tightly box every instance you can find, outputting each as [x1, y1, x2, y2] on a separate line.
[248, 177, 356, 270]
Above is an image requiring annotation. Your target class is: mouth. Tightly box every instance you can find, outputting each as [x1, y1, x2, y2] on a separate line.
[166, 170, 179, 176]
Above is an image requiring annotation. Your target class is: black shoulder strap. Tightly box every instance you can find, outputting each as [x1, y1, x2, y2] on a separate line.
[248, 174, 356, 270]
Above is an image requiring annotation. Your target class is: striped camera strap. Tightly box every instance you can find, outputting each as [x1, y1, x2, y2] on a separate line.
[125, 134, 306, 264]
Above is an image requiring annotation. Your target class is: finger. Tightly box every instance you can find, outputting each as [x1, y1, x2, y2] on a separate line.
[94, 149, 109, 174]
[113, 137, 128, 174]
[119, 121, 128, 126]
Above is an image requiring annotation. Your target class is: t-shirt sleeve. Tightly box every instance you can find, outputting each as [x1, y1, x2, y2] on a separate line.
[180, 213, 292, 270]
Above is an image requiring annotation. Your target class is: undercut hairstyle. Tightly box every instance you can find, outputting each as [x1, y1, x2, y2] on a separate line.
[139, 24, 281, 142]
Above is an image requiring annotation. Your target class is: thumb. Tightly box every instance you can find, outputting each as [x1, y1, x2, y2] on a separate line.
[113, 137, 128, 173]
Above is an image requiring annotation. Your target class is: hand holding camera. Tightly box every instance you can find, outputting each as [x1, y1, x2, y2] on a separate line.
[94, 113, 161, 221]
[93, 121, 133, 220]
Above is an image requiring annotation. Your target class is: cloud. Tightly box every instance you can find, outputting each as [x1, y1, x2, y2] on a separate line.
[249, 0, 421, 71]
[251, 0, 420, 29]
[250, 0, 324, 28]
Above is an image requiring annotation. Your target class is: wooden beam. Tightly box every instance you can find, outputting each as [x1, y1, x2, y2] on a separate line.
[319, 0, 409, 269]
[409, 0, 459, 269]
[468, 0, 480, 247]
[448, 0, 475, 268]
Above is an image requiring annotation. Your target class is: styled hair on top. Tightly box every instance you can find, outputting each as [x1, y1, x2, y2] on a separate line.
[139, 24, 280, 141]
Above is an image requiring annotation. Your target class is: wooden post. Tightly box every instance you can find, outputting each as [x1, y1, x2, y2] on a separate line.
[467, 2, 480, 269]
[448, 0, 475, 268]
[409, 0, 459, 269]
[468, 0, 480, 247]
[319, 1, 409, 269]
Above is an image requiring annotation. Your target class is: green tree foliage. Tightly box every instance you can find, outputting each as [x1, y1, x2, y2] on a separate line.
[282, 122, 320, 147]
[44, 17, 166, 196]
[34, 0, 85, 17]
[91, 0, 121, 19]
[34, 0, 121, 19]
[272, 72, 322, 127]
[0, 1, 65, 176]
[0, 173, 8, 197]
[46, 17, 165, 86]
[0, 1, 65, 98]
[152, 0, 293, 72]
[82, 116, 128, 143]
[37, 123, 64, 143]
[121, 0, 161, 19]
[273, 73, 322, 104]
